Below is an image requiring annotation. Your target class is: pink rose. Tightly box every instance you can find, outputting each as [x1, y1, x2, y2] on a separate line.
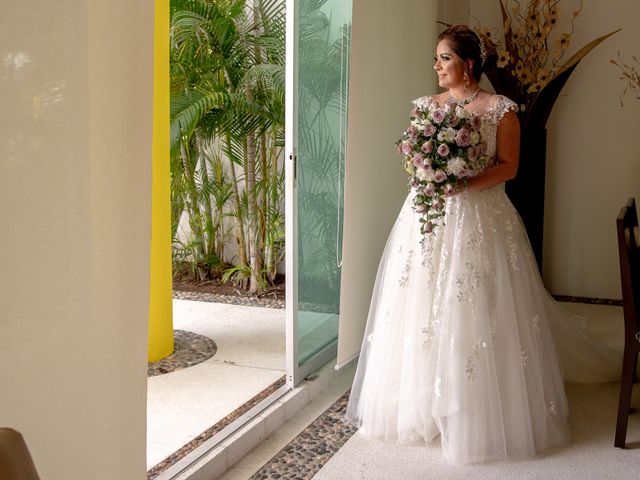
[423, 221, 434, 233]
[467, 145, 478, 161]
[401, 142, 412, 155]
[410, 178, 419, 189]
[415, 203, 428, 213]
[423, 123, 436, 136]
[433, 169, 447, 183]
[443, 183, 456, 195]
[412, 153, 424, 167]
[424, 182, 436, 197]
[446, 115, 460, 128]
[410, 107, 421, 118]
[421, 141, 433, 153]
[471, 115, 482, 129]
[437, 143, 450, 157]
[455, 128, 471, 147]
[431, 109, 445, 124]
[407, 126, 418, 139]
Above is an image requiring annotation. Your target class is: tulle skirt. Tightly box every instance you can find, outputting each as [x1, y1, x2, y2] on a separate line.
[345, 186, 620, 464]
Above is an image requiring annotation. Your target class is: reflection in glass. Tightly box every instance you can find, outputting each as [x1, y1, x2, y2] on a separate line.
[297, 0, 352, 364]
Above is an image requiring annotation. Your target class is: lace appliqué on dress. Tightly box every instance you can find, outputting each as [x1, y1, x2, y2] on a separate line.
[492, 95, 518, 122]
[456, 261, 482, 312]
[504, 219, 520, 271]
[465, 338, 488, 380]
[421, 235, 437, 288]
[532, 314, 542, 332]
[467, 224, 483, 251]
[399, 249, 414, 287]
[474, 95, 518, 167]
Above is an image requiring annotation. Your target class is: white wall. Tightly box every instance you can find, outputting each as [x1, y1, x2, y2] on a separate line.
[469, 1, 640, 299]
[0, 2, 153, 479]
[337, 0, 438, 367]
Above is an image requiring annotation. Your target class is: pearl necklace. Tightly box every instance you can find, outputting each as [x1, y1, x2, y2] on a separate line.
[447, 88, 480, 106]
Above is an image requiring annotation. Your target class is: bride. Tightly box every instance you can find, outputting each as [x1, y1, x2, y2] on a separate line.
[345, 25, 620, 464]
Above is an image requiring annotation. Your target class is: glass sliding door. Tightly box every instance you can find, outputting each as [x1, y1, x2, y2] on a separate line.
[286, 0, 352, 384]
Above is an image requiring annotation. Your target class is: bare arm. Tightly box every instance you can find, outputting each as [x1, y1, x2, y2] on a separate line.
[466, 110, 520, 192]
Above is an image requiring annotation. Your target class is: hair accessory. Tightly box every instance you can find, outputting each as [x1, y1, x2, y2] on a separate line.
[478, 35, 488, 66]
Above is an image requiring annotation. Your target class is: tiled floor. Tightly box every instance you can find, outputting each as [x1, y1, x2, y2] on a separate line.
[147, 299, 286, 470]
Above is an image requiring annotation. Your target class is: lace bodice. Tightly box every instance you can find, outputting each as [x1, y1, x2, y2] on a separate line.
[411, 94, 518, 167]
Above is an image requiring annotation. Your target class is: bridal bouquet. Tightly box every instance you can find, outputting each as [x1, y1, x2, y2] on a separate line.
[396, 99, 487, 235]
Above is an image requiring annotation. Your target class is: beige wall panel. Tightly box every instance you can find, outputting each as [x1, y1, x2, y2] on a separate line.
[0, 1, 153, 478]
[337, 0, 438, 367]
[470, 0, 640, 298]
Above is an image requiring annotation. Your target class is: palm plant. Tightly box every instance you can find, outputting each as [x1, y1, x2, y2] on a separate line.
[296, 0, 351, 311]
[170, 0, 285, 293]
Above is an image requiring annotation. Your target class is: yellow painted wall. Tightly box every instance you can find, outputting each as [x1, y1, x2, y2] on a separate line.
[149, 0, 174, 362]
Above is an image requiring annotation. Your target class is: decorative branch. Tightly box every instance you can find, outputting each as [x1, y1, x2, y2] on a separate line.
[610, 51, 640, 107]
[475, 0, 620, 127]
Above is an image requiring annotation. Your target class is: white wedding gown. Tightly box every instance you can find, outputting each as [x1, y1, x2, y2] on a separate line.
[345, 94, 621, 464]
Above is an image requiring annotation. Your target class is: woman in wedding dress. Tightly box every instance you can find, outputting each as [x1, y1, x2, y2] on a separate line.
[345, 25, 620, 464]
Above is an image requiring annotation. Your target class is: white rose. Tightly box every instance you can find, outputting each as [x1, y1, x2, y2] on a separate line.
[470, 131, 480, 145]
[411, 119, 427, 131]
[445, 156, 467, 176]
[416, 166, 435, 182]
[437, 127, 457, 143]
[455, 105, 470, 119]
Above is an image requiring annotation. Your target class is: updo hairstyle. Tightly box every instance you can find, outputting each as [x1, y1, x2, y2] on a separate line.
[437, 25, 496, 82]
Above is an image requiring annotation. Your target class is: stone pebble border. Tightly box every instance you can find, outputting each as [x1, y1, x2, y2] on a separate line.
[148, 330, 217, 377]
[249, 389, 357, 480]
[172, 290, 340, 314]
[173, 290, 285, 309]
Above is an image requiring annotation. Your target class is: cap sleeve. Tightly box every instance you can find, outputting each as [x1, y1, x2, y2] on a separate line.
[494, 95, 518, 122]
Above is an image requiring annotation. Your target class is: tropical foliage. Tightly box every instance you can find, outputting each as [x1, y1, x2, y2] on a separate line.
[170, 0, 285, 293]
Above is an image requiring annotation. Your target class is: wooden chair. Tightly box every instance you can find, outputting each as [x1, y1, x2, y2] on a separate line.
[0, 428, 41, 480]
[615, 197, 640, 448]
